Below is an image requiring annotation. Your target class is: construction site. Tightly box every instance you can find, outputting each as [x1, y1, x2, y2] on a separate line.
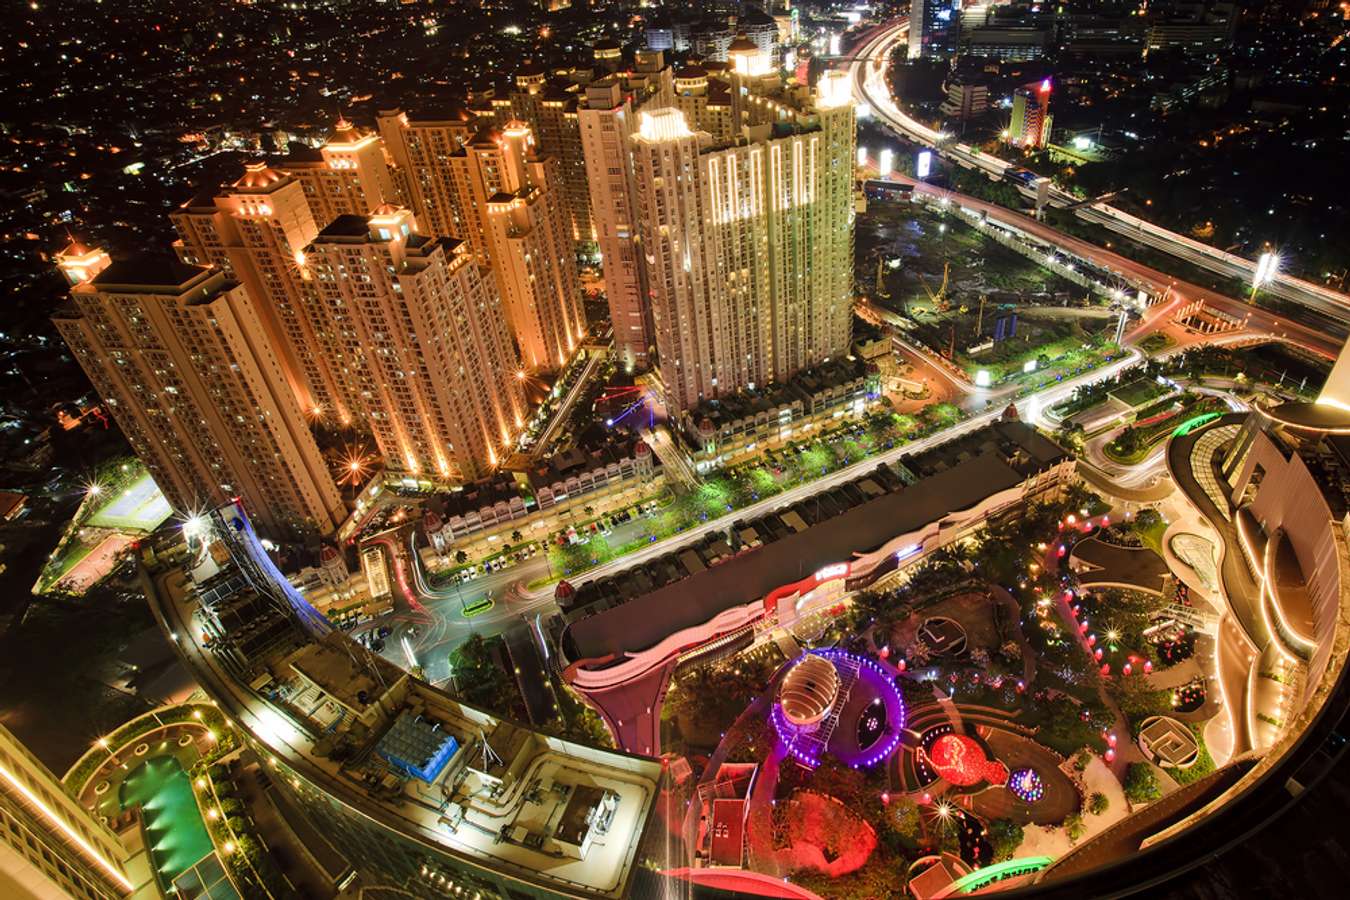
[858, 197, 1119, 385]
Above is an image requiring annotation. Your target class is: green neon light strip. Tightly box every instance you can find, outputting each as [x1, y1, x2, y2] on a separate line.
[1173, 412, 1223, 437]
[951, 856, 1054, 893]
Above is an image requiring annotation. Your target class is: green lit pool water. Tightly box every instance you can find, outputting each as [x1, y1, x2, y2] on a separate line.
[119, 756, 214, 883]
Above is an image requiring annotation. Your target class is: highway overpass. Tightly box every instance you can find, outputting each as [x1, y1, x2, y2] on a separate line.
[849, 19, 1350, 324]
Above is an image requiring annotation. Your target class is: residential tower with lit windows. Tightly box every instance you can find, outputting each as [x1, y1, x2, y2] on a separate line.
[0, 722, 158, 900]
[446, 123, 586, 372]
[299, 207, 527, 479]
[51, 242, 345, 540]
[608, 65, 857, 412]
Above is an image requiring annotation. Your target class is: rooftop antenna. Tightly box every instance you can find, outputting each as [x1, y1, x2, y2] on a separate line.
[339, 633, 389, 691]
[478, 727, 503, 770]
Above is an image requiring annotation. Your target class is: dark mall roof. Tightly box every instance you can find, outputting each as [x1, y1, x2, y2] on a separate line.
[1003, 419, 1069, 466]
[92, 255, 207, 291]
[566, 452, 1026, 661]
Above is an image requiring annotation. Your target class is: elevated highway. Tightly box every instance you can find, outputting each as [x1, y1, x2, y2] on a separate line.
[849, 19, 1350, 324]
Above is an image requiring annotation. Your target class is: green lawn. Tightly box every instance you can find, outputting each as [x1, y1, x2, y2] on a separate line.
[1110, 378, 1168, 410]
[1168, 725, 1217, 786]
[1105, 396, 1226, 464]
[542, 408, 965, 580]
[1139, 333, 1174, 355]
[1136, 515, 1168, 556]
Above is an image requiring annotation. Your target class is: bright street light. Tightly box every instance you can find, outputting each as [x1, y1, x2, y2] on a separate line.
[1253, 251, 1279, 288]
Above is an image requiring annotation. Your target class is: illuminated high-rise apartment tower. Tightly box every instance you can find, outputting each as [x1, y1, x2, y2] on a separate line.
[626, 70, 857, 412]
[482, 66, 595, 245]
[170, 162, 349, 423]
[579, 80, 652, 372]
[299, 207, 526, 478]
[1008, 79, 1053, 149]
[52, 244, 346, 539]
[447, 123, 585, 371]
[275, 117, 400, 226]
[0, 723, 156, 899]
[376, 107, 477, 238]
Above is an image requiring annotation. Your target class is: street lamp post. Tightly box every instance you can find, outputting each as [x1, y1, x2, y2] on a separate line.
[1251, 250, 1279, 302]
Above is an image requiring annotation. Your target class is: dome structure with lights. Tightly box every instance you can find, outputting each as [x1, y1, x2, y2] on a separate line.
[233, 159, 284, 189]
[777, 653, 840, 729]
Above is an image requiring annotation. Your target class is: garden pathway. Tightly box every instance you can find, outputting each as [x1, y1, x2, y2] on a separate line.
[1044, 515, 1144, 781]
[988, 583, 1038, 687]
[1143, 657, 1203, 690]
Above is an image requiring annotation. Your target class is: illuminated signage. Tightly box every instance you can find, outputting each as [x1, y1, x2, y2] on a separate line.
[916, 150, 932, 179]
[814, 563, 849, 582]
[878, 148, 894, 177]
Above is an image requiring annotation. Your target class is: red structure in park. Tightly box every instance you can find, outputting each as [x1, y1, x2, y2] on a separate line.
[925, 734, 1009, 787]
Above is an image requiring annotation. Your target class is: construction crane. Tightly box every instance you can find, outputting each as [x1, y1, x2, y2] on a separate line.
[920, 262, 951, 313]
[874, 256, 890, 300]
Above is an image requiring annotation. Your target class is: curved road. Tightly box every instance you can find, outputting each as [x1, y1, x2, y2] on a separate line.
[849, 19, 1350, 323]
[360, 35, 1340, 683]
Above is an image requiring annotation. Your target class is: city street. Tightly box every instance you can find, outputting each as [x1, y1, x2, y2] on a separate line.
[366, 348, 1148, 679]
[359, 17, 1342, 705]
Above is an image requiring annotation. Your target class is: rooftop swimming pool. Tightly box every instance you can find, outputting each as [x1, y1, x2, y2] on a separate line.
[119, 756, 214, 885]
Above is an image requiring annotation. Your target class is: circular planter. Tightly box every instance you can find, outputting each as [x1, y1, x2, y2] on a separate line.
[94, 781, 110, 796]
[133, 743, 149, 757]
[178, 734, 194, 747]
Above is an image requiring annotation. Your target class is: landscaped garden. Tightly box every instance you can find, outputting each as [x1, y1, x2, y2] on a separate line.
[546, 402, 967, 579]
[1104, 393, 1228, 464]
[659, 482, 1177, 895]
[36, 456, 171, 595]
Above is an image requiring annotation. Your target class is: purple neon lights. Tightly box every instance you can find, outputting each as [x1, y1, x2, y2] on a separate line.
[771, 648, 907, 769]
[1008, 767, 1045, 803]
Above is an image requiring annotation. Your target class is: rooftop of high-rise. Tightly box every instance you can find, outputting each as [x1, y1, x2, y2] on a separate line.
[152, 504, 664, 899]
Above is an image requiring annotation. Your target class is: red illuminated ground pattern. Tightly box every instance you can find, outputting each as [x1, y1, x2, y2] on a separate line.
[925, 733, 1010, 787]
